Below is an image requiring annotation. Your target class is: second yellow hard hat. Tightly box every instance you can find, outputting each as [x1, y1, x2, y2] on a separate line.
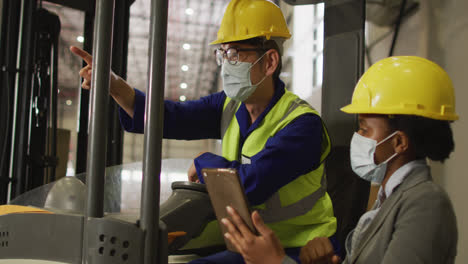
[341, 56, 458, 121]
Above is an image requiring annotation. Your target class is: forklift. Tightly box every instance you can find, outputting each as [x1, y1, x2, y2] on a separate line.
[0, 0, 372, 262]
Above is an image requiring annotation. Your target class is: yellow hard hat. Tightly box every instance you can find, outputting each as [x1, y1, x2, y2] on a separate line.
[341, 56, 458, 121]
[210, 0, 291, 45]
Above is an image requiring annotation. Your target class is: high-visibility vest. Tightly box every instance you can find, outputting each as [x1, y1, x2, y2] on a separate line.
[182, 90, 336, 250]
[222, 89, 336, 247]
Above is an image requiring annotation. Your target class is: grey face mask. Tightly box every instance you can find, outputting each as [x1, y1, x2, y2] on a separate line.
[221, 53, 267, 102]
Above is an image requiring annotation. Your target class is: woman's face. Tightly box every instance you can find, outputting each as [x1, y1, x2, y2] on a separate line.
[357, 114, 396, 164]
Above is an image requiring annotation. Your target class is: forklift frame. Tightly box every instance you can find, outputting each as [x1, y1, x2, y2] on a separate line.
[0, 0, 367, 263]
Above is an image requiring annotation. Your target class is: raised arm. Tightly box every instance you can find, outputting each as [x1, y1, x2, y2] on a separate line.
[70, 46, 136, 117]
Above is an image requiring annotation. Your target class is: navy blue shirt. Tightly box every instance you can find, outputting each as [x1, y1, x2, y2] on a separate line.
[119, 80, 323, 205]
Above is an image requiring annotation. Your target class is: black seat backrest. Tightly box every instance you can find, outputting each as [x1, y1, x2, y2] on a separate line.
[326, 146, 370, 257]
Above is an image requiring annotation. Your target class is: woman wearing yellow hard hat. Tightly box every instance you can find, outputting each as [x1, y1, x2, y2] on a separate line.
[222, 56, 458, 264]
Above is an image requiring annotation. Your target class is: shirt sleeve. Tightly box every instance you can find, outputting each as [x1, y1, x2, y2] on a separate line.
[194, 114, 324, 205]
[119, 88, 226, 139]
[119, 88, 146, 133]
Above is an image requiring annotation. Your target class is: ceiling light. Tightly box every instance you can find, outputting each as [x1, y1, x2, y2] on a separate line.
[76, 36, 84, 43]
[183, 43, 191, 50]
[180, 83, 188, 89]
[185, 8, 194, 15]
[180, 95, 187, 101]
[181, 65, 189, 71]
[66, 100, 73, 106]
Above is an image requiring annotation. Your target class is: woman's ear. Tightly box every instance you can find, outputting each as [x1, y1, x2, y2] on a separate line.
[393, 131, 410, 154]
[263, 49, 279, 77]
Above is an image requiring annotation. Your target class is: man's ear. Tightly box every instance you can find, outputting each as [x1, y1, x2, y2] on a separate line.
[263, 49, 279, 77]
[393, 131, 410, 154]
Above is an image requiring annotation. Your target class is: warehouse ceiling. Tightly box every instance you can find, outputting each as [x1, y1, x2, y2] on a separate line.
[44, 0, 229, 105]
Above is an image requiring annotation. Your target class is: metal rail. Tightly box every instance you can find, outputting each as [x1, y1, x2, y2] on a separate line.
[86, 0, 114, 220]
[83, 0, 115, 262]
[140, 0, 169, 262]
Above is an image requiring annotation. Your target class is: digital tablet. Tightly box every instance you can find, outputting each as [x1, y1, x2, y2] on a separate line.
[201, 168, 258, 252]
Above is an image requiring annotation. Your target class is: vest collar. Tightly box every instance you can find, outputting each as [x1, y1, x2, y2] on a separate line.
[236, 79, 286, 139]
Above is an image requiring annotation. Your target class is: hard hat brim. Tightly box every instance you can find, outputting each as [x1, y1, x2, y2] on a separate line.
[340, 104, 459, 121]
[209, 33, 291, 45]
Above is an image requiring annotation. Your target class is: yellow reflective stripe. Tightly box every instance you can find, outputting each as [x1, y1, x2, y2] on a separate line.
[277, 98, 312, 125]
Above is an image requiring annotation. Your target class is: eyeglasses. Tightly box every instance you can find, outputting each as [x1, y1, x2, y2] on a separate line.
[214, 47, 265, 66]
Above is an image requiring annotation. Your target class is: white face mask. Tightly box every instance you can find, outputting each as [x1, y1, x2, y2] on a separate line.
[221, 53, 267, 102]
[350, 131, 399, 183]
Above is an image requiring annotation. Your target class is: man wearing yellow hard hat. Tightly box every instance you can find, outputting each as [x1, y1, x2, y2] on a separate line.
[221, 56, 459, 264]
[71, 0, 337, 263]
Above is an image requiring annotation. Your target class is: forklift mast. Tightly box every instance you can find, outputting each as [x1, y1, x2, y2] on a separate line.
[0, 0, 368, 263]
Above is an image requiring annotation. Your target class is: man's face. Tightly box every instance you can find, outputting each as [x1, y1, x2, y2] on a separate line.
[219, 43, 266, 85]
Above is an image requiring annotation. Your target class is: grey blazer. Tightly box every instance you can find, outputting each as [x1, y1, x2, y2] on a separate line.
[345, 165, 458, 264]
